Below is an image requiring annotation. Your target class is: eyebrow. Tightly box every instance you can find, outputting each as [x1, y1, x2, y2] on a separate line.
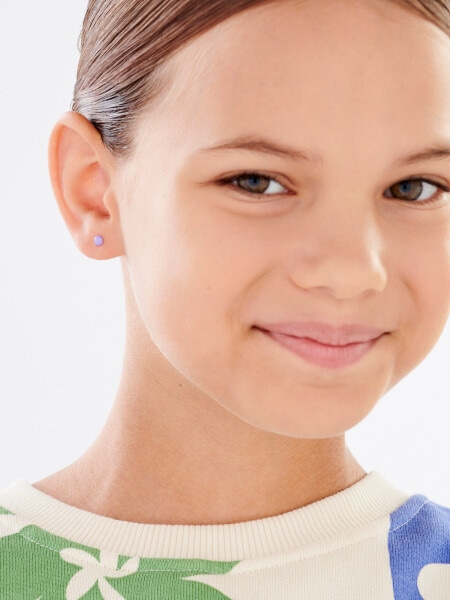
[197, 135, 450, 167]
[197, 136, 323, 164]
[394, 146, 450, 167]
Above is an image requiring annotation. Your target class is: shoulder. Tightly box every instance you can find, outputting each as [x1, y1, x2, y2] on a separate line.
[388, 494, 450, 599]
[389, 494, 450, 545]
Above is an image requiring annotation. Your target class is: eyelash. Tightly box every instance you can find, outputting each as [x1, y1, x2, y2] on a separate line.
[216, 171, 450, 206]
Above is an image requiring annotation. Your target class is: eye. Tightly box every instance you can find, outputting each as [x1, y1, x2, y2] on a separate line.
[218, 172, 289, 198]
[384, 178, 449, 205]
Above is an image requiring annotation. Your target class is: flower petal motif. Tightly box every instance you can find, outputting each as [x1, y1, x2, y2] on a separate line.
[0, 514, 26, 539]
[65, 568, 99, 600]
[417, 563, 450, 600]
[99, 551, 120, 571]
[61, 548, 102, 568]
[61, 547, 140, 600]
[109, 556, 140, 579]
[98, 578, 127, 600]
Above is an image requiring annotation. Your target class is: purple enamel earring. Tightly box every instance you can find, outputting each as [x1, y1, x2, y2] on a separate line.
[94, 235, 104, 247]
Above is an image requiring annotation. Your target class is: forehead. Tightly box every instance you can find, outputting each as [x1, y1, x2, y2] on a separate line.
[139, 0, 450, 173]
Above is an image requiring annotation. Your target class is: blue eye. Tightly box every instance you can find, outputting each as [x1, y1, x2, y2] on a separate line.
[219, 172, 289, 197]
[385, 179, 449, 204]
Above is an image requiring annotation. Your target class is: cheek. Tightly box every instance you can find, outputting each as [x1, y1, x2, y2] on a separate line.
[123, 193, 263, 383]
[391, 226, 450, 382]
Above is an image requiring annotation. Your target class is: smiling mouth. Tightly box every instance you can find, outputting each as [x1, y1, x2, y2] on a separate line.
[254, 324, 386, 369]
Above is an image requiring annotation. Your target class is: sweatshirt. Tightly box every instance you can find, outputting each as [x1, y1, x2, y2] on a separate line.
[0, 472, 449, 599]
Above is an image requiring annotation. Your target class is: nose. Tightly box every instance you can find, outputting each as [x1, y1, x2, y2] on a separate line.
[288, 201, 388, 300]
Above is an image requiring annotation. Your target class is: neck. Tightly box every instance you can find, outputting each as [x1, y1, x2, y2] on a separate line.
[33, 344, 365, 525]
[33, 292, 366, 525]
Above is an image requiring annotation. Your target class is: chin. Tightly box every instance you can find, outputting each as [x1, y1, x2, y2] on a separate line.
[225, 382, 385, 440]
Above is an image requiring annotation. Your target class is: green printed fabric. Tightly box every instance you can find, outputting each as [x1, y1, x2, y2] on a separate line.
[0, 509, 236, 599]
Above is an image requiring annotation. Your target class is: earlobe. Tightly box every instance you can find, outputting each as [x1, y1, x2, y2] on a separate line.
[48, 111, 125, 260]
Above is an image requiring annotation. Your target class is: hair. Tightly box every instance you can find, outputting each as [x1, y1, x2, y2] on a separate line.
[72, 0, 450, 158]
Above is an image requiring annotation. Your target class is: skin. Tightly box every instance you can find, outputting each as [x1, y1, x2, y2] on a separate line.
[35, 0, 450, 525]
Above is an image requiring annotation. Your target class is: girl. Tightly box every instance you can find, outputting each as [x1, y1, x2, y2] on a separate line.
[1, 0, 449, 597]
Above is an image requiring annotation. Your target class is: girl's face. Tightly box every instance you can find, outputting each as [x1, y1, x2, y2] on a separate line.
[115, 0, 450, 438]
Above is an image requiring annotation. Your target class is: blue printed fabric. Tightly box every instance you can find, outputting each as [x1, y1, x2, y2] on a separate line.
[389, 496, 450, 599]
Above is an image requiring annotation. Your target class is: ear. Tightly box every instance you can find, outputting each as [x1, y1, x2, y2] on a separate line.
[48, 111, 125, 260]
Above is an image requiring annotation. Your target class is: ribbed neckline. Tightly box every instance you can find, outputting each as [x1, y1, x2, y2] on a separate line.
[0, 473, 409, 561]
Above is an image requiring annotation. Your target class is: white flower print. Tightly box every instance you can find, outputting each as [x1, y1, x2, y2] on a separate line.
[0, 513, 26, 539]
[60, 548, 139, 600]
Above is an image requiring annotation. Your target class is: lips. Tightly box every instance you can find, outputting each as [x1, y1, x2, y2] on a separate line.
[254, 322, 386, 369]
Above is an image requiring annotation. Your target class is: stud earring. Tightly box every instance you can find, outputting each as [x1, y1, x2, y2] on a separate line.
[94, 235, 104, 247]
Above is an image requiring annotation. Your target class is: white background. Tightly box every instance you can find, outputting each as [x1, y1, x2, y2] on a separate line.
[0, 1, 449, 506]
